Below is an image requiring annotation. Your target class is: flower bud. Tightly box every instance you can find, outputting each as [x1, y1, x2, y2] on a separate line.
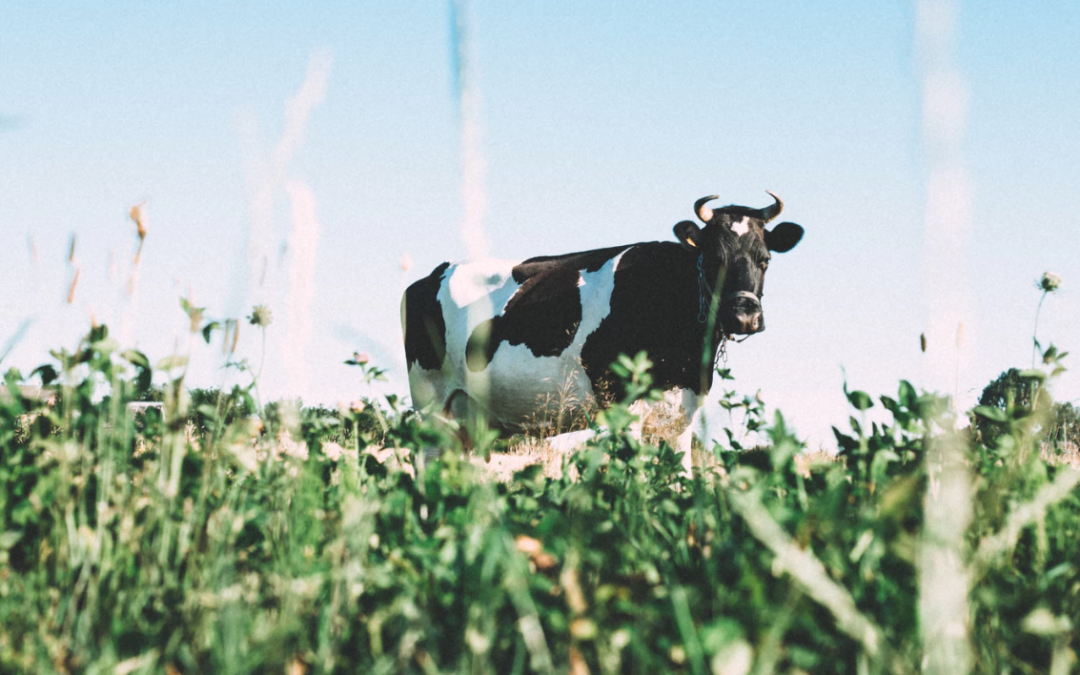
[1040, 272, 1062, 292]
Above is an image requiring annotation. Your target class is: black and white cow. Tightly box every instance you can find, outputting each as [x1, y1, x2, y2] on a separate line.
[401, 193, 804, 471]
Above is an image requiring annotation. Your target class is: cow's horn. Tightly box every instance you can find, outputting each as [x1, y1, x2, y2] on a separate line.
[761, 191, 784, 222]
[695, 195, 718, 223]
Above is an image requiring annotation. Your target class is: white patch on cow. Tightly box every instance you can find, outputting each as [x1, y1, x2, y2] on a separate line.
[577, 249, 626, 339]
[674, 388, 704, 476]
[729, 217, 752, 237]
[445, 258, 521, 309]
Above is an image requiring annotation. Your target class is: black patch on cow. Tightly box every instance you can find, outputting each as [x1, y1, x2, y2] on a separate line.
[579, 242, 724, 398]
[512, 244, 632, 281]
[403, 261, 450, 370]
[467, 263, 584, 371]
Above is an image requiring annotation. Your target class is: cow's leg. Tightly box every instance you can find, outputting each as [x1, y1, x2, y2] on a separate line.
[628, 399, 650, 442]
[675, 388, 705, 476]
[442, 389, 477, 452]
[408, 362, 449, 416]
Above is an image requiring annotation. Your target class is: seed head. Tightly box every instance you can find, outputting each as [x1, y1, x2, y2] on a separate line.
[130, 202, 148, 266]
[130, 202, 148, 241]
[248, 305, 274, 327]
[1039, 272, 1062, 293]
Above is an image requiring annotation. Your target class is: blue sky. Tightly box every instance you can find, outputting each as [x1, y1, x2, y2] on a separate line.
[2, 1, 1078, 447]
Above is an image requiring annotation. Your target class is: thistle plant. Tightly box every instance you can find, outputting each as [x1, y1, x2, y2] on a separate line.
[1032, 272, 1061, 367]
[246, 304, 273, 413]
[344, 351, 386, 385]
[345, 350, 390, 436]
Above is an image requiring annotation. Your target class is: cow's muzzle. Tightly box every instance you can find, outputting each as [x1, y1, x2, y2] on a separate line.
[722, 290, 765, 335]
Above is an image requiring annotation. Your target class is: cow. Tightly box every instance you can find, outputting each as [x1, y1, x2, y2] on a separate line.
[401, 193, 804, 473]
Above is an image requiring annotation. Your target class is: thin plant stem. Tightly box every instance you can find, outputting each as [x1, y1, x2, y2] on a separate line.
[1032, 290, 1048, 368]
[253, 324, 267, 416]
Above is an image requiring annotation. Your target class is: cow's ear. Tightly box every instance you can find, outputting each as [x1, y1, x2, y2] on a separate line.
[673, 220, 704, 252]
[765, 222, 803, 253]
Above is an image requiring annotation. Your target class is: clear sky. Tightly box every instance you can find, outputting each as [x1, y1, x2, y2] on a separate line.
[2, 1, 1078, 448]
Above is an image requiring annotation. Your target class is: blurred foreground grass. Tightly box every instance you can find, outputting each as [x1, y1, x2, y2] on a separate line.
[1, 324, 1079, 675]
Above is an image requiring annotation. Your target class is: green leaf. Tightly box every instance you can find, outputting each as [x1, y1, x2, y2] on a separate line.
[841, 372, 873, 411]
[202, 321, 221, 344]
[31, 364, 59, 386]
[1022, 607, 1072, 636]
[0, 531, 22, 550]
[898, 380, 917, 409]
[121, 349, 153, 393]
[880, 395, 902, 419]
[832, 427, 859, 453]
[972, 406, 1008, 423]
[846, 389, 873, 411]
[121, 349, 150, 369]
[1017, 369, 1047, 382]
[90, 336, 119, 354]
[156, 355, 189, 371]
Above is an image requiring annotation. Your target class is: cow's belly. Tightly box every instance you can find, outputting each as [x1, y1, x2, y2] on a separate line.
[407, 345, 594, 433]
[479, 343, 595, 432]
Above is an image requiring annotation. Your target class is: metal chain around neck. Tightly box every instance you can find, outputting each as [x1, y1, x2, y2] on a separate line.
[696, 254, 711, 324]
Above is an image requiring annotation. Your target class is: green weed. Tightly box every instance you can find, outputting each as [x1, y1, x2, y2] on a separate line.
[0, 312, 1078, 674]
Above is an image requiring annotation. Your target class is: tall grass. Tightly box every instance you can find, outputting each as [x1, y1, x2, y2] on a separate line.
[2, 309, 1079, 674]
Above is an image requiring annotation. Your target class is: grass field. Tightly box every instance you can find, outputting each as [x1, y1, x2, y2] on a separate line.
[2, 314, 1080, 675]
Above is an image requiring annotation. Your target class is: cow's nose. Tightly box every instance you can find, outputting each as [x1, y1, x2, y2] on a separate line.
[731, 311, 764, 335]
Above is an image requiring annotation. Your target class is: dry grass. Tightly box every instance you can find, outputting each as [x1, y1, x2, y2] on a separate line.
[1041, 441, 1080, 469]
[795, 448, 845, 476]
[485, 395, 848, 482]
[355, 442, 556, 483]
[474, 442, 558, 481]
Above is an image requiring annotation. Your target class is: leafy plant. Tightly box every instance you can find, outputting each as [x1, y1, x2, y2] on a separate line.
[1, 306, 1079, 674]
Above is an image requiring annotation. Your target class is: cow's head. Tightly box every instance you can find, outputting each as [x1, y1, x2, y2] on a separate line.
[673, 192, 803, 335]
